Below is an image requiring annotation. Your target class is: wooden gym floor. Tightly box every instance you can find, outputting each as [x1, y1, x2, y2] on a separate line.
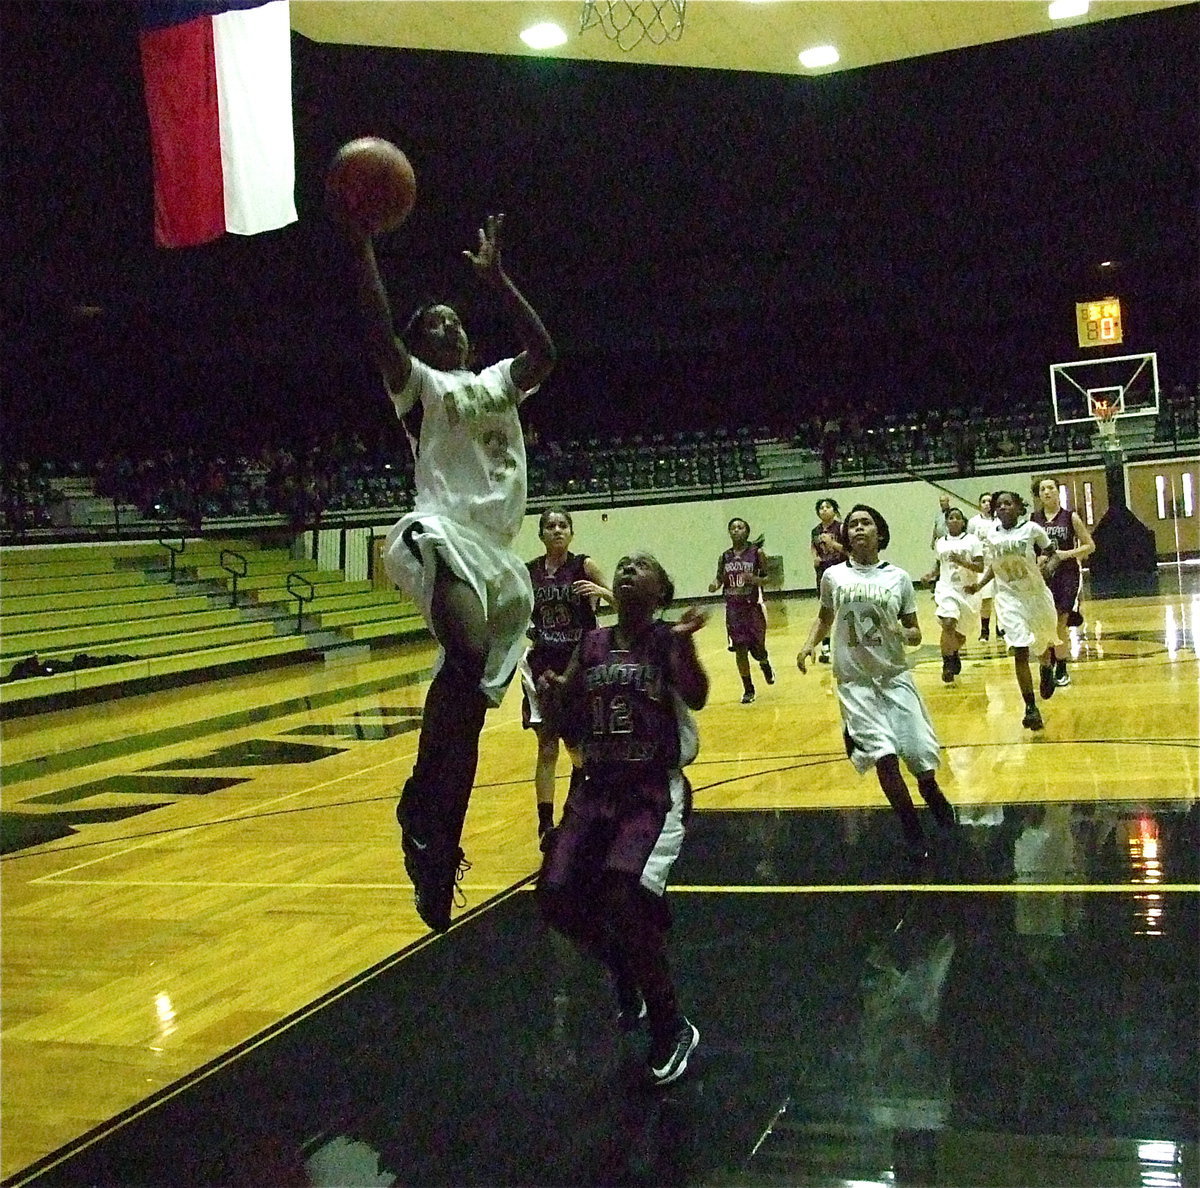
[2, 577, 1197, 1187]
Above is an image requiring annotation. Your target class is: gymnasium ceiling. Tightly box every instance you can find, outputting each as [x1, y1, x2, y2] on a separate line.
[289, 1, 1192, 75]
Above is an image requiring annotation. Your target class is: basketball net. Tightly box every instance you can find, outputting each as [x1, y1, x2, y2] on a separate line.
[580, 1, 686, 51]
[1091, 398, 1120, 448]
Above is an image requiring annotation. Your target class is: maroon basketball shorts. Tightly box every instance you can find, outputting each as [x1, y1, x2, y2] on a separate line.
[540, 767, 690, 897]
[520, 645, 575, 729]
[1047, 560, 1082, 615]
[725, 598, 767, 652]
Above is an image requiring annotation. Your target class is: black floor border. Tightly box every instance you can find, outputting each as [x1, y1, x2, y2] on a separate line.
[0, 874, 538, 1188]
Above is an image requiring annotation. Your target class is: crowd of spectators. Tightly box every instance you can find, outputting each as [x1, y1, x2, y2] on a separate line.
[2, 383, 1196, 540]
[86, 437, 415, 531]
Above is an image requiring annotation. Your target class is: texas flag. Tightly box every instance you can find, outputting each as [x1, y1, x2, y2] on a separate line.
[138, 1, 296, 248]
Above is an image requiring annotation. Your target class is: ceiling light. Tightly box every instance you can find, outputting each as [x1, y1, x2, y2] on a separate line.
[1048, 0, 1089, 20]
[521, 22, 567, 49]
[799, 45, 839, 69]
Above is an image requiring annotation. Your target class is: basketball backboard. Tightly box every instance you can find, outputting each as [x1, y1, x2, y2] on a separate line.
[1049, 352, 1160, 425]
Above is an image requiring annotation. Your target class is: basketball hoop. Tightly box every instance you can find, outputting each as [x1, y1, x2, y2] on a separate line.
[1090, 396, 1121, 450]
[580, 1, 686, 51]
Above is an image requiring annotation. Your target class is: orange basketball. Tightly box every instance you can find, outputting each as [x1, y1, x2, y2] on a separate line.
[326, 137, 416, 234]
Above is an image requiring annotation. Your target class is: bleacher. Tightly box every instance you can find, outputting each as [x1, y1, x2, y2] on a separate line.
[0, 539, 427, 711]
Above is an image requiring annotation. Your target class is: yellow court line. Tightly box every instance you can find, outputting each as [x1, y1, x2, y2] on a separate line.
[34, 878, 521, 892]
[30, 878, 1200, 894]
[671, 883, 1200, 894]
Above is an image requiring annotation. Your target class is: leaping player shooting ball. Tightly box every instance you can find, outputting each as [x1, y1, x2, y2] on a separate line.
[337, 203, 556, 933]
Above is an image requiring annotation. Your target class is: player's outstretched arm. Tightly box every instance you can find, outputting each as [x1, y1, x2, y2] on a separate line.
[964, 566, 994, 595]
[670, 607, 710, 710]
[342, 224, 412, 395]
[464, 213, 556, 392]
[797, 606, 835, 672]
[574, 557, 615, 608]
[1069, 512, 1096, 561]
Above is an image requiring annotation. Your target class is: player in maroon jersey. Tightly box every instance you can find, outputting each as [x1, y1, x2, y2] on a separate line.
[709, 517, 774, 703]
[810, 498, 846, 662]
[1031, 477, 1095, 688]
[522, 508, 612, 847]
[536, 551, 709, 1087]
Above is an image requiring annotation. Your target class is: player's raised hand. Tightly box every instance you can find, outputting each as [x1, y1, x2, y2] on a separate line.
[464, 213, 506, 285]
[673, 606, 709, 636]
[571, 579, 608, 600]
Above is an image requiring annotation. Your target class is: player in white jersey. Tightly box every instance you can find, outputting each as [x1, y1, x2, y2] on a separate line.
[966, 491, 999, 640]
[921, 507, 985, 683]
[965, 490, 1060, 732]
[340, 211, 556, 932]
[797, 504, 955, 862]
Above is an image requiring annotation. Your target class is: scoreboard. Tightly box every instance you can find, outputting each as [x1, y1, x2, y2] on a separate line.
[1075, 298, 1123, 348]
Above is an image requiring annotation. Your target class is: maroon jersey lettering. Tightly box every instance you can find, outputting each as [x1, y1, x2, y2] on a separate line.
[578, 624, 681, 771]
[718, 545, 765, 602]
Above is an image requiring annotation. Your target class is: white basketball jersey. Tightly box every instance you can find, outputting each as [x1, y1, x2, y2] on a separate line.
[984, 520, 1052, 596]
[387, 356, 531, 544]
[821, 559, 916, 683]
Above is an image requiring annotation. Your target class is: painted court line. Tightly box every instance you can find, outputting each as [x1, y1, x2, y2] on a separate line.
[671, 883, 1200, 893]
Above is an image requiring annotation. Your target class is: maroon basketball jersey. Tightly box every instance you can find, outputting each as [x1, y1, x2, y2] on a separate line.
[528, 552, 599, 667]
[578, 623, 683, 773]
[1032, 507, 1079, 572]
[1032, 506, 1075, 550]
[717, 544, 766, 604]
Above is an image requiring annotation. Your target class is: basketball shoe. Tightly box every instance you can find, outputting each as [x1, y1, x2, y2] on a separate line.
[761, 660, 775, 685]
[397, 796, 469, 933]
[741, 690, 756, 704]
[1054, 660, 1070, 687]
[648, 1018, 699, 1087]
[1039, 664, 1057, 701]
[1022, 704, 1044, 731]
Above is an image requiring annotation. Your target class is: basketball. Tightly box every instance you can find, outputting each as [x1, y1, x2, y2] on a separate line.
[326, 137, 416, 234]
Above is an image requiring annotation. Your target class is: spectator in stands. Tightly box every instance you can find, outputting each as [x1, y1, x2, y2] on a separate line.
[820, 416, 841, 482]
[944, 410, 977, 476]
